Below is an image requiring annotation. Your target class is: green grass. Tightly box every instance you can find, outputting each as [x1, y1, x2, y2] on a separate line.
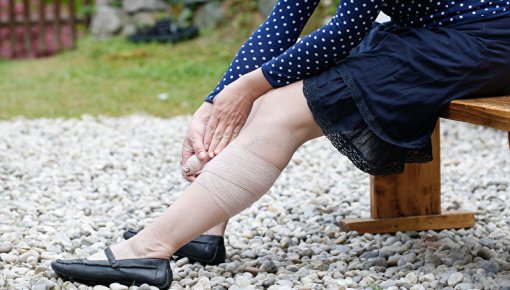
[0, 29, 244, 119]
[0, 6, 328, 119]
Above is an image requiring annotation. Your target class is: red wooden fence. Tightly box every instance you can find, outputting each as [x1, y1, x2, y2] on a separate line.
[0, 0, 91, 59]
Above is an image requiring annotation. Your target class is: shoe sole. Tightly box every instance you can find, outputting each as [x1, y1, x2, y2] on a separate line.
[52, 266, 173, 290]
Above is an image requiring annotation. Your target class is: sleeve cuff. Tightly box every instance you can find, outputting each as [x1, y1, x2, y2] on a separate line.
[204, 93, 216, 104]
[261, 64, 285, 88]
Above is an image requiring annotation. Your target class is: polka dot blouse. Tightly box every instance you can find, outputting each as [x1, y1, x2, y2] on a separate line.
[205, 0, 510, 103]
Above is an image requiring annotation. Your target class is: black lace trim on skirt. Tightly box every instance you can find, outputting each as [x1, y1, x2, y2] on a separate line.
[303, 77, 432, 176]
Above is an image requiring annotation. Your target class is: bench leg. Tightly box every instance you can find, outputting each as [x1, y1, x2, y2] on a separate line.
[339, 122, 475, 234]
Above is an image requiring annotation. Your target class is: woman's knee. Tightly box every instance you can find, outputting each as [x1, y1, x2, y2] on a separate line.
[250, 81, 323, 142]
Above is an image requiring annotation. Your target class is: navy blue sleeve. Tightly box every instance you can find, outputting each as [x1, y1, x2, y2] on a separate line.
[205, 0, 320, 103]
[261, 0, 384, 87]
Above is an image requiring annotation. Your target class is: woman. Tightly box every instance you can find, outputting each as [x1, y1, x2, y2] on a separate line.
[51, 0, 510, 288]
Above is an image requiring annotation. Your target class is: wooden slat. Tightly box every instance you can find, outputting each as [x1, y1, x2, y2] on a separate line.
[53, 0, 62, 51]
[69, 0, 77, 48]
[83, 0, 92, 26]
[441, 96, 510, 131]
[370, 122, 441, 219]
[8, 0, 16, 58]
[339, 211, 475, 234]
[0, 18, 89, 28]
[38, 0, 47, 54]
[22, 0, 32, 56]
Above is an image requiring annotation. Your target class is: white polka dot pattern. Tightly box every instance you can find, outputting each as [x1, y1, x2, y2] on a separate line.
[205, 0, 510, 103]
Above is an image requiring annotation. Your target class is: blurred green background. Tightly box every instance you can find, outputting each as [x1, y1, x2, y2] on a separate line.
[0, 0, 334, 119]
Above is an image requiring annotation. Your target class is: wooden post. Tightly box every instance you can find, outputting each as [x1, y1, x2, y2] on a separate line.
[38, 0, 46, 55]
[370, 122, 441, 219]
[8, 0, 16, 58]
[339, 122, 475, 234]
[83, 0, 92, 27]
[53, 0, 62, 51]
[22, 0, 32, 57]
[69, 0, 77, 49]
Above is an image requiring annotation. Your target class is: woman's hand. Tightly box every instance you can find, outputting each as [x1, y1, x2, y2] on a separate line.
[181, 102, 213, 182]
[204, 68, 272, 158]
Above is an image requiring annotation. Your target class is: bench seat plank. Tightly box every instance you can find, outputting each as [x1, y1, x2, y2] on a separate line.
[441, 96, 510, 131]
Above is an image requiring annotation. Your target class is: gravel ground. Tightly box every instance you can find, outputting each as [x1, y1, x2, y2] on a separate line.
[0, 115, 509, 290]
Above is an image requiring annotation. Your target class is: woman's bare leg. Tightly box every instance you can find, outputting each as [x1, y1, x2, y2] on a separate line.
[89, 80, 323, 260]
[188, 95, 265, 237]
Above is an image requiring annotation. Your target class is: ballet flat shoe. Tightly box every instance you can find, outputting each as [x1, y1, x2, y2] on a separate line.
[123, 229, 226, 265]
[51, 247, 173, 289]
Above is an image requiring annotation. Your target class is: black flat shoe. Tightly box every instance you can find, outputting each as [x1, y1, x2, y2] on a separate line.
[51, 247, 173, 290]
[123, 229, 226, 265]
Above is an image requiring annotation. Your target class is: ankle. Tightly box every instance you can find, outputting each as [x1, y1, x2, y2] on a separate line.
[127, 238, 175, 260]
[203, 228, 225, 236]
[203, 222, 227, 236]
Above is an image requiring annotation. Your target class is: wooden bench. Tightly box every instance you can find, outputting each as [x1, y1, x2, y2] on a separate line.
[339, 96, 510, 234]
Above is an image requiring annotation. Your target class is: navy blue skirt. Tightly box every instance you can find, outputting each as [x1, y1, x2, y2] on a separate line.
[303, 15, 510, 176]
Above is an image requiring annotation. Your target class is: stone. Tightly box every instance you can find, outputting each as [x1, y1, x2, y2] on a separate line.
[110, 283, 129, 290]
[379, 245, 405, 257]
[123, 0, 167, 13]
[262, 276, 276, 287]
[455, 283, 474, 290]
[406, 272, 418, 284]
[0, 253, 17, 263]
[93, 286, 110, 290]
[360, 250, 379, 259]
[235, 274, 252, 287]
[476, 248, 492, 260]
[18, 250, 39, 263]
[33, 278, 56, 290]
[366, 257, 387, 268]
[90, 6, 124, 38]
[193, 1, 224, 29]
[34, 266, 49, 274]
[300, 248, 314, 257]
[260, 261, 278, 273]
[193, 277, 211, 289]
[480, 260, 500, 274]
[277, 279, 294, 287]
[132, 12, 158, 28]
[0, 243, 13, 253]
[499, 280, 510, 290]
[398, 253, 417, 266]
[380, 280, 397, 288]
[479, 238, 494, 248]
[419, 273, 435, 283]
[425, 254, 442, 267]
[447, 272, 463, 287]
[176, 257, 190, 267]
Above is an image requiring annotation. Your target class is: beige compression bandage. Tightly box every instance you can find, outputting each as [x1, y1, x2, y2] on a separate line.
[194, 142, 281, 217]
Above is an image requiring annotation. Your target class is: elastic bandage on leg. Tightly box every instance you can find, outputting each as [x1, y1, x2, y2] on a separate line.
[194, 142, 281, 217]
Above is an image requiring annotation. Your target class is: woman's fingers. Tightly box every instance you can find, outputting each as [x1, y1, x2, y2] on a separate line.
[208, 121, 228, 157]
[232, 124, 243, 139]
[181, 137, 194, 168]
[203, 114, 219, 151]
[214, 124, 235, 155]
[191, 132, 208, 161]
[183, 154, 203, 176]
